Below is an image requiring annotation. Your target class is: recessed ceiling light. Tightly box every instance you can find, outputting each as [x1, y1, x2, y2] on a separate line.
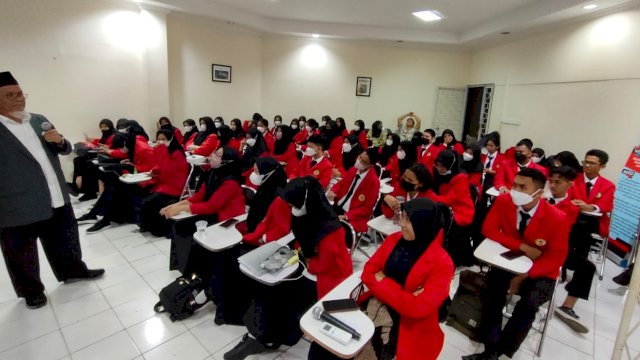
[412, 10, 443, 22]
[312, 33, 320, 38]
[583, 4, 598, 10]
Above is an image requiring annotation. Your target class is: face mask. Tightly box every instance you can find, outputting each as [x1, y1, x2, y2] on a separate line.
[274, 121, 281, 126]
[386, 139, 393, 146]
[155, 140, 166, 146]
[531, 156, 541, 164]
[354, 159, 368, 171]
[481, 147, 489, 155]
[354, 125, 361, 131]
[184, 126, 193, 132]
[249, 171, 264, 186]
[257, 126, 266, 133]
[198, 124, 207, 132]
[209, 155, 222, 168]
[160, 124, 172, 130]
[463, 153, 474, 161]
[291, 190, 308, 217]
[246, 138, 256, 147]
[305, 125, 313, 133]
[276, 132, 283, 140]
[101, 129, 110, 134]
[291, 124, 298, 130]
[118, 128, 128, 133]
[510, 188, 541, 206]
[397, 150, 406, 160]
[400, 179, 416, 192]
[342, 143, 352, 153]
[321, 120, 327, 126]
[305, 147, 316, 157]
[515, 152, 527, 163]
[214, 121, 221, 128]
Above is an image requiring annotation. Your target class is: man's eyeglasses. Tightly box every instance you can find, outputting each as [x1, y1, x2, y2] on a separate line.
[582, 160, 600, 167]
[3, 92, 28, 101]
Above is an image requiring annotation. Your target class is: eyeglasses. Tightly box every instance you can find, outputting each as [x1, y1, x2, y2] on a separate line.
[3, 92, 28, 101]
[582, 160, 601, 167]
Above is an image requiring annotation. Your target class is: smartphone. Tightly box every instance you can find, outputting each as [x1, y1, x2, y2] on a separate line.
[500, 249, 523, 260]
[219, 218, 239, 229]
[322, 298, 359, 313]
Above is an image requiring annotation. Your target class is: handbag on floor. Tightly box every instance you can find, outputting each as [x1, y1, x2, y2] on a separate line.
[153, 273, 209, 322]
[445, 269, 486, 340]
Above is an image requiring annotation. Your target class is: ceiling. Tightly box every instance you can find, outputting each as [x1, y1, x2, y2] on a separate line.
[141, 0, 640, 48]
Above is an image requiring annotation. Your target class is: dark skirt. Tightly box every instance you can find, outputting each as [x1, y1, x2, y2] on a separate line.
[139, 192, 179, 237]
[169, 215, 218, 276]
[209, 244, 255, 325]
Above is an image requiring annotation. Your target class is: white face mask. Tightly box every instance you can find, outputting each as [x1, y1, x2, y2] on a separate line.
[246, 138, 256, 147]
[184, 126, 193, 132]
[274, 121, 282, 126]
[305, 147, 316, 157]
[155, 140, 166, 146]
[386, 139, 393, 146]
[118, 128, 128, 133]
[354, 125, 361, 131]
[305, 125, 313, 133]
[276, 132, 283, 140]
[291, 124, 298, 130]
[342, 143, 352, 153]
[531, 156, 541, 164]
[510, 188, 541, 206]
[250, 169, 275, 186]
[257, 126, 266, 134]
[397, 150, 406, 160]
[463, 153, 474, 161]
[291, 190, 308, 217]
[481, 147, 489, 155]
[354, 159, 368, 171]
[214, 121, 221, 128]
[198, 124, 207, 132]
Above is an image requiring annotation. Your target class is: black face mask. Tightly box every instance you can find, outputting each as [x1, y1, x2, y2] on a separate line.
[515, 152, 527, 163]
[101, 129, 110, 134]
[160, 124, 172, 130]
[400, 179, 417, 192]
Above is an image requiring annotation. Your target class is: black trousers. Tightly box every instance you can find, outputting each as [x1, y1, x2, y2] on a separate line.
[444, 221, 474, 267]
[73, 155, 99, 195]
[90, 174, 150, 224]
[480, 267, 555, 357]
[139, 192, 179, 237]
[0, 205, 89, 298]
[562, 216, 598, 300]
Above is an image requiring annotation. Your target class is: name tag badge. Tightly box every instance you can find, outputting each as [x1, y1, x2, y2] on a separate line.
[535, 239, 547, 247]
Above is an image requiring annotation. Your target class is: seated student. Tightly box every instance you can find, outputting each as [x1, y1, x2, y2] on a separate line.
[158, 116, 183, 145]
[241, 128, 270, 182]
[257, 118, 275, 153]
[138, 129, 189, 237]
[271, 125, 298, 176]
[323, 120, 345, 172]
[368, 120, 386, 148]
[417, 128, 441, 170]
[349, 119, 368, 149]
[161, 146, 245, 274]
[462, 143, 484, 195]
[229, 118, 245, 141]
[80, 131, 157, 233]
[213, 116, 224, 129]
[494, 138, 547, 194]
[224, 177, 352, 360]
[341, 134, 364, 173]
[441, 129, 464, 155]
[545, 166, 592, 334]
[326, 148, 381, 233]
[532, 147, 546, 167]
[102, 120, 150, 161]
[72, 119, 116, 200]
[217, 124, 240, 152]
[379, 132, 400, 167]
[289, 117, 299, 132]
[428, 149, 475, 266]
[335, 116, 349, 138]
[289, 135, 333, 189]
[360, 198, 454, 360]
[385, 141, 418, 187]
[293, 118, 320, 146]
[396, 112, 422, 142]
[463, 168, 569, 360]
[188, 116, 219, 157]
[270, 115, 282, 137]
[552, 150, 582, 173]
[182, 119, 199, 149]
[382, 163, 432, 218]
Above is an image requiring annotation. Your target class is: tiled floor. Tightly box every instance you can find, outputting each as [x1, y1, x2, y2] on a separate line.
[0, 197, 636, 360]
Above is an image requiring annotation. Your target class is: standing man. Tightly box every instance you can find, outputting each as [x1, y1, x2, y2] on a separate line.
[0, 72, 104, 309]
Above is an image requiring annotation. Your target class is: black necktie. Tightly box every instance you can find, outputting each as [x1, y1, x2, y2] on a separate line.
[519, 211, 531, 237]
[485, 155, 494, 169]
[518, 164, 526, 171]
[421, 146, 427, 157]
[338, 174, 360, 208]
[586, 182, 593, 198]
[548, 198, 556, 205]
[310, 160, 317, 168]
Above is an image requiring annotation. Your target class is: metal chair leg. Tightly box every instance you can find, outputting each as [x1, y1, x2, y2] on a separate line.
[536, 277, 559, 357]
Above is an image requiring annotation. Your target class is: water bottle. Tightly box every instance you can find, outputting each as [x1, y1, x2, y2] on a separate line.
[392, 196, 405, 225]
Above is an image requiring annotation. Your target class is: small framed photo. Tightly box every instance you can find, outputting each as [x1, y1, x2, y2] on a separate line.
[355, 77, 372, 97]
[212, 64, 232, 83]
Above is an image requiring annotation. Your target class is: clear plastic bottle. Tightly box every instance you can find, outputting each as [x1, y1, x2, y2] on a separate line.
[392, 196, 405, 225]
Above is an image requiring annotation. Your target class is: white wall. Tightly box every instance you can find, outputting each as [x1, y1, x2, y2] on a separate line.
[469, 8, 640, 178]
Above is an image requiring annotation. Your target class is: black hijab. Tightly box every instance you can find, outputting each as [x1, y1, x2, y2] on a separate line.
[353, 119, 366, 136]
[112, 132, 137, 161]
[335, 117, 347, 134]
[159, 117, 175, 132]
[230, 118, 245, 139]
[202, 147, 242, 201]
[342, 135, 363, 171]
[243, 128, 269, 170]
[283, 176, 342, 258]
[125, 120, 149, 141]
[433, 149, 462, 193]
[246, 157, 288, 232]
[398, 141, 418, 175]
[462, 144, 483, 174]
[194, 117, 216, 145]
[156, 129, 184, 154]
[217, 125, 233, 147]
[323, 120, 341, 144]
[98, 119, 115, 144]
[442, 129, 459, 148]
[274, 125, 294, 155]
[371, 120, 383, 138]
[380, 133, 400, 166]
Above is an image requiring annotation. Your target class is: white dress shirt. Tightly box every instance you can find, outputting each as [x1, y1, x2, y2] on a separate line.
[517, 201, 540, 228]
[0, 114, 65, 208]
[339, 168, 370, 212]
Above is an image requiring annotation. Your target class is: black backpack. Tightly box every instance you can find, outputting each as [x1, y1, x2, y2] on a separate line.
[154, 274, 209, 322]
[446, 269, 487, 340]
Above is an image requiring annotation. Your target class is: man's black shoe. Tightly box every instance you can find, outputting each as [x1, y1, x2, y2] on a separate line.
[64, 269, 105, 283]
[223, 334, 267, 360]
[25, 293, 47, 309]
[613, 264, 633, 286]
[79, 193, 97, 202]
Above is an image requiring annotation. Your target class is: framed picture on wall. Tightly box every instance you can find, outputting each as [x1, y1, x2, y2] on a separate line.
[356, 77, 372, 97]
[212, 64, 232, 83]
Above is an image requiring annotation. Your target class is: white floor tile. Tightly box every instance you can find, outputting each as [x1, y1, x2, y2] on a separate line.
[81, 241, 120, 261]
[111, 234, 150, 251]
[70, 330, 140, 360]
[113, 293, 160, 328]
[51, 291, 110, 327]
[102, 224, 141, 241]
[142, 268, 181, 292]
[190, 320, 245, 354]
[94, 263, 141, 290]
[211, 338, 282, 360]
[0, 330, 68, 360]
[121, 243, 162, 263]
[130, 253, 169, 275]
[61, 309, 124, 352]
[47, 279, 100, 306]
[0, 306, 60, 353]
[126, 315, 188, 353]
[279, 339, 311, 360]
[101, 277, 156, 308]
[537, 336, 593, 360]
[142, 332, 209, 360]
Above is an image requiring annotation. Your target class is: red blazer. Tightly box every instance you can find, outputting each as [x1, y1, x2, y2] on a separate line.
[446, 142, 464, 155]
[480, 152, 505, 172]
[293, 129, 319, 145]
[225, 138, 241, 153]
[417, 144, 441, 171]
[482, 194, 569, 279]
[273, 143, 299, 176]
[307, 227, 352, 298]
[326, 136, 344, 171]
[331, 168, 380, 233]
[570, 175, 615, 236]
[171, 128, 184, 145]
[362, 232, 454, 360]
[349, 130, 368, 150]
[90, 134, 114, 148]
[427, 173, 475, 226]
[187, 179, 245, 220]
[184, 132, 197, 149]
[242, 197, 291, 246]
[151, 146, 189, 197]
[341, 129, 349, 138]
[290, 156, 333, 189]
[109, 135, 146, 160]
[132, 138, 156, 173]
[550, 196, 580, 226]
[494, 160, 548, 191]
[384, 155, 401, 186]
[263, 132, 275, 154]
[192, 134, 220, 157]
[381, 187, 430, 219]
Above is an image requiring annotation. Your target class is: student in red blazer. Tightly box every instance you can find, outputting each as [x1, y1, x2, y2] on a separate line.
[462, 144, 484, 198]
[417, 129, 441, 171]
[362, 198, 454, 360]
[324, 120, 345, 172]
[72, 119, 116, 199]
[442, 129, 464, 155]
[385, 141, 418, 187]
[271, 125, 299, 176]
[257, 119, 275, 153]
[464, 168, 569, 360]
[85, 118, 116, 148]
[181, 119, 199, 149]
[158, 117, 183, 145]
[187, 117, 220, 157]
[569, 149, 615, 237]
[289, 135, 333, 189]
[494, 139, 547, 193]
[349, 120, 368, 149]
[327, 148, 381, 233]
[382, 163, 432, 219]
[480, 136, 505, 191]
